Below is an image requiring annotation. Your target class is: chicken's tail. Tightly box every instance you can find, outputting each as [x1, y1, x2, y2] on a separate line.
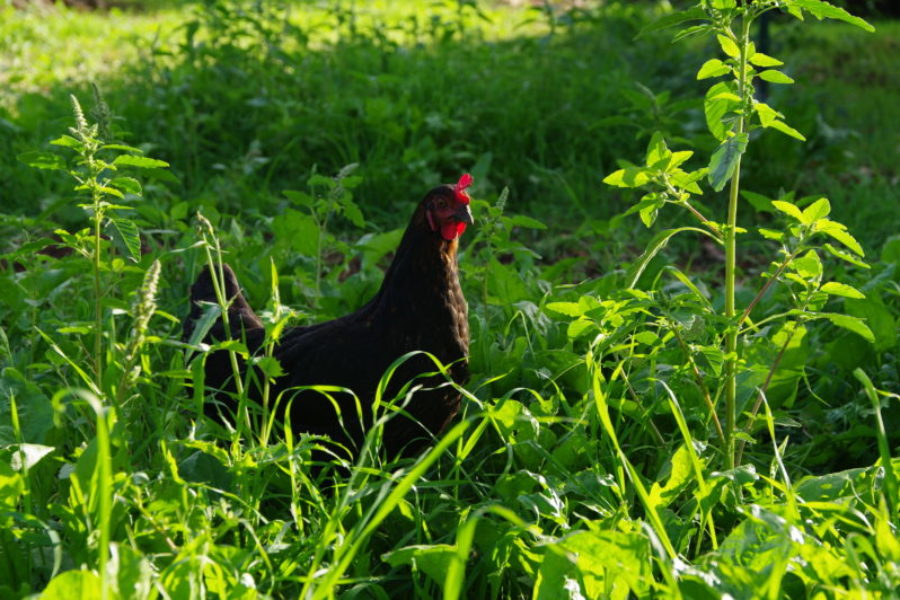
[183, 263, 264, 345]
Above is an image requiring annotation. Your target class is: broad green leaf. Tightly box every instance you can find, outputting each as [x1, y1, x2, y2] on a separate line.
[645, 131, 670, 168]
[792, 0, 875, 31]
[98, 185, 125, 199]
[709, 91, 742, 103]
[815, 220, 864, 256]
[754, 102, 779, 127]
[670, 168, 706, 194]
[546, 302, 585, 317]
[800, 197, 830, 223]
[639, 203, 659, 228]
[792, 249, 823, 279]
[109, 177, 142, 196]
[37, 570, 102, 599]
[340, 198, 365, 228]
[768, 119, 807, 141]
[536, 531, 651, 600]
[108, 216, 142, 262]
[822, 313, 875, 343]
[821, 282, 865, 299]
[603, 166, 650, 188]
[771, 200, 803, 221]
[624, 193, 664, 218]
[697, 58, 730, 80]
[823, 243, 870, 268]
[707, 133, 748, 192]
[711, 0, 736, 7]
[17, 151, 65, 170]
[51, 134, 85, 150]
[568, 318, 594, 339]
[648, 444, 694, 509]
[758, 70, 795, 84]
[759, 228, 784, 241]
[668, 150, 694, 170]
[113, 154, 169, 169]
[716, 34, 740, 58]
[749, 52, 784, 67]
[633, 331, 659, 346]
[704, 81, 740, 141]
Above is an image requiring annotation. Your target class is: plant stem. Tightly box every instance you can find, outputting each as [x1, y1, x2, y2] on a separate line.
[723, 15, 752, 470]
[92, 168, 104, 388]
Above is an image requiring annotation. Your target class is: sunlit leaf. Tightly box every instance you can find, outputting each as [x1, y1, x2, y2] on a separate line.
[109, 177, 142, 196]
[704, 81, 741, 141]
[716, 34, 740, 58]
[822, 243, 870, 268]
[821, 282, 865, 299]
[801, 197, 830, 223]
[108, 216, 142, 262]
[51, 134, 85, 150]
[815, 220, 864, 256]
[112, 154, 169, 169]
[546, 302, 585, 317]
[792, 249, 823, 279]
[792, 0, 875, 31]
[697, 58, 730, 80]
[771, 200, 803, 221]
[749, 52, 784, 67]
[758, 70, 795, 84]
[822, 313, 875, 343]
[708, 133, 748, 192]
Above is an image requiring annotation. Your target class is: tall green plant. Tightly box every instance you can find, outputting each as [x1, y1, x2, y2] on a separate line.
[603, 0, 874, 469]
[16, 88, 169, 595]
[18, 86, 169, 392]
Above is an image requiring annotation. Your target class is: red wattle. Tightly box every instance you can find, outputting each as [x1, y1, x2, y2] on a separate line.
[441, 221, 467, 240]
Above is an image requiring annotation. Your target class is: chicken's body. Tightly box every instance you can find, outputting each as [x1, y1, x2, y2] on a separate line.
[184, 177, 473, 458]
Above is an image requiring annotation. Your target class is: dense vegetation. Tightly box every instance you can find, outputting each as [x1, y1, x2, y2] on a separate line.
[1, 0, 898, 597]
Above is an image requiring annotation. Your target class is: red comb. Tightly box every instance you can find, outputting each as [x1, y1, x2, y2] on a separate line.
[453, 173, 473, 204]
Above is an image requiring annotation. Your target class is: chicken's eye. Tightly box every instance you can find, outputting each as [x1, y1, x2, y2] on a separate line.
[435, 199, 447, 209]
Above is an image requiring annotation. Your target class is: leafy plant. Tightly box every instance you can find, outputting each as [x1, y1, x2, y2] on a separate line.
[281, 164, 365, 308]
[602, 0, 875, 470]
[17, 85, 169, 391]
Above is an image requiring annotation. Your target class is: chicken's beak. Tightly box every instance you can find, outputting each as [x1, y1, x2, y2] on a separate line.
[455, 203, 474, 225]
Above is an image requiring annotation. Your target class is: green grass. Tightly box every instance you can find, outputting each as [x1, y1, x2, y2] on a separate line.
[1, 1, 899, 598]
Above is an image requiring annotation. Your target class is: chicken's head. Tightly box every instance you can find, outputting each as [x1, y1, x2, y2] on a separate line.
[425, 173, 475, 241]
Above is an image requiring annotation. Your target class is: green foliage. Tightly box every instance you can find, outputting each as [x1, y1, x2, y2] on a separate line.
[0, 1, 898, 599]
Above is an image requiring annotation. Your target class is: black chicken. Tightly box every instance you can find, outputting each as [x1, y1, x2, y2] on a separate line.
[184, 174, 474, 458]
